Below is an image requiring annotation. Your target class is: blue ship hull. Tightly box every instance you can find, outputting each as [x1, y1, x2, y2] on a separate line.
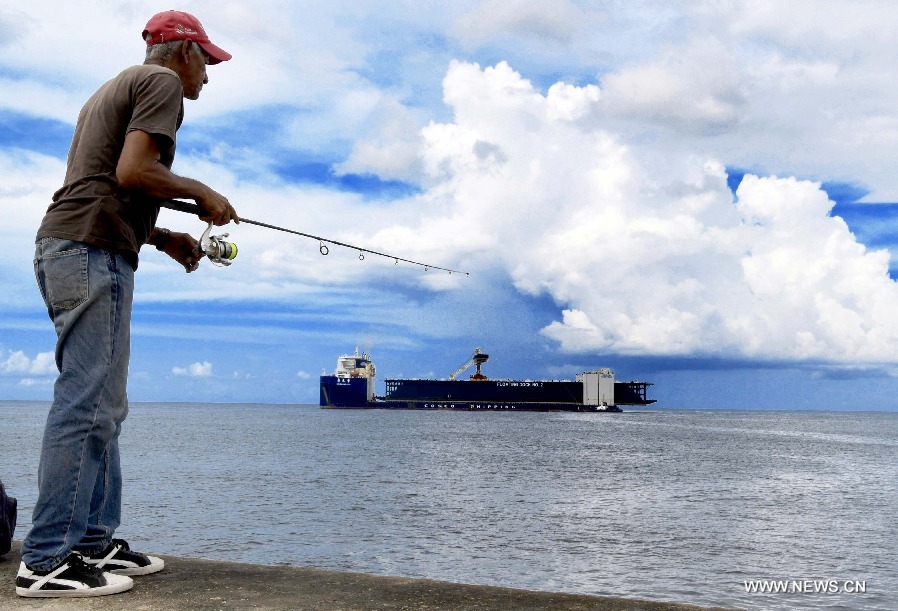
[319, 375, 655, 412]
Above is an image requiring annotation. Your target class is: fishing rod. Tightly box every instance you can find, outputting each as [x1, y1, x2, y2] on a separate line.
[160, 199, 469, 275]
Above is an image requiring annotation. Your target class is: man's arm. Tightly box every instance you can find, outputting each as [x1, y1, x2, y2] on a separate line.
[118, 129, 231, 273]
[116, 129, 238, 226]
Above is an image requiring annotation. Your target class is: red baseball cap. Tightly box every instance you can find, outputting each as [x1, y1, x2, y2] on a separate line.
[142, 10, 232, 64]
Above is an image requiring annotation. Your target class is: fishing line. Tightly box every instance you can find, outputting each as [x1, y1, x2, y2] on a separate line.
[160, 199, 469, 275]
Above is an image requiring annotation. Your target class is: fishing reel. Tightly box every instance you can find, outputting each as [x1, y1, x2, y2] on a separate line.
[200, 222, 238, 266]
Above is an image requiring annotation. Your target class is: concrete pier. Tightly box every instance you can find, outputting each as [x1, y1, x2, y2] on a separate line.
[2, 543, 732, 610]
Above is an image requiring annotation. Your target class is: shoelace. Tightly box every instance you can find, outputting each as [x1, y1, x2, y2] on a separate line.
[70, 554, 105, 576]
[110, 538, 131, 552]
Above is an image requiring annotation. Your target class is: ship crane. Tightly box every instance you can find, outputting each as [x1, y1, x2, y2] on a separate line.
[449, 348, 490, 381]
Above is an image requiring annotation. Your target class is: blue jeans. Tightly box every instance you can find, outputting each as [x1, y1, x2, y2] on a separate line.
[22, 238, 134, 570]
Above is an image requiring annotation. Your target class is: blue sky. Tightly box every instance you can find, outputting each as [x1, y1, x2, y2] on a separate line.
[4, 1, 898, 409]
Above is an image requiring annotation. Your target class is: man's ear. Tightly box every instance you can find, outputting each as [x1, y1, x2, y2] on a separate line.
[180, 39, 194, 63]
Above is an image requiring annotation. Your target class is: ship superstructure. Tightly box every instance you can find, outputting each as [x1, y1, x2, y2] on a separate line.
[320, 348, 655, 412]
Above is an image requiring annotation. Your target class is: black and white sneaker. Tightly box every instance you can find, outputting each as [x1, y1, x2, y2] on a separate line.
[16, 553, 133, 598]
[83, 539, 165, 576]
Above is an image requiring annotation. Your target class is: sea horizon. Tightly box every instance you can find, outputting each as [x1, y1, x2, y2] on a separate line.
[5, 399, 898, 412]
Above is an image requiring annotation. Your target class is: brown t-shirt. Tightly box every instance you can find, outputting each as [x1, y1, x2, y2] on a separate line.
[37, 64, 185, 269]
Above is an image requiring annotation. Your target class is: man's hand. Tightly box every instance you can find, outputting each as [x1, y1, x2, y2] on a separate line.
[196, 187, 239, 227]
[162, 231, 204, 273]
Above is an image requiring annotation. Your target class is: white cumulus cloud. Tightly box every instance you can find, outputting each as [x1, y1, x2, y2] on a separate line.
[451, 0, 585, 48]
[173, 361, 213, 377]
[0, 349, 55, 375]
[413, 60, 898, 364]
[600, 37, 746, 135]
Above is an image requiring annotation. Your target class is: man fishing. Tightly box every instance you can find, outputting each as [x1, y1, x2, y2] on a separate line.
[17, 10, 237, 598]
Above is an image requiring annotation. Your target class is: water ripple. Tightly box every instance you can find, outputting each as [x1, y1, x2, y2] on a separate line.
[2, 403, 895, 610]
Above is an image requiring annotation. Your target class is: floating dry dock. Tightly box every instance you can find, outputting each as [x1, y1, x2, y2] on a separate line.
[321, 348, 656, 411]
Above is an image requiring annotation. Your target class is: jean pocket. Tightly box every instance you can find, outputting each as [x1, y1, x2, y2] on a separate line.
[41, 247, 89, 310]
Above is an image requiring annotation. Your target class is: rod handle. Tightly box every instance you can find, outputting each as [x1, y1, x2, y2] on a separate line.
[160, 199, 202, 215]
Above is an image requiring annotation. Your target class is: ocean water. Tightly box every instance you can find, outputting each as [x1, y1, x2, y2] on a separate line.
[1, 401, 895, 610]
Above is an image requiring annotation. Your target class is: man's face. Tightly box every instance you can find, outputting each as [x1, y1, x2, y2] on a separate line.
[181, 42, 210, 100]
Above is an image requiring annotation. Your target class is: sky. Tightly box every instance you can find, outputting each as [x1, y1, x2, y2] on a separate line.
[3, 0, 898, 409]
